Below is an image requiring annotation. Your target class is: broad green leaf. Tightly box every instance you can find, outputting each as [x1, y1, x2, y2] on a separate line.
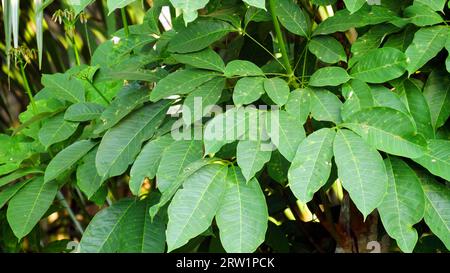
[423, 70, 450, 129]
[344, 107, 427, 158]
[182, 78, 225, 125]
[169, 0, 209, 24]
[341, 80, 374, 121]
[333, 129, 388, 219]
[350, 48, 407, 83]
[96, 101, 170, 178]
[237, 139, 272, 181]
[172, 48, 226, 72]
[394, 79, 434, 139]
[263, 78, 290, 106]
[166, 164, 228, 251]
[94, 85, 151, 134]
[216, 166, 268, 253]
[421, 175, 450, 249]
[309, 67, 350, 87]
[150, 70, 217, 102]
[64, 102, 105, 122]
[245, 6, 271, 25]
[149, 158, 218, 219]
[0, 168, 42, 188]
[0, 180, 30, 210]
[273, 0, 309, 37]
[308, 36, 347, 64]
[38, 113, 79, 148]
[405, 26, 448, 75]
[41, 73, 85, 103]
[168, 20, 235, 53]
[378, 157, 425, 253]
[267, 150, 289, 185]
[310, 89, 343, 124]
[7, 177, 57, 239]
[129, 135, 174, 196]
[414, 0, 447, 11]
[313, 6, 398, 36]
[265, 111, 305, 162]
[288, 128, 335, 203]
[156, 139, 204, 192]
[224, 60, 265, 77]
[118, 195, 166, 253]
[413, 139, 450, 181]
[244, 0, 266, 10]
[107, 0, 135, 14]
[233, 77, 266, 106]
[285, 88, 311, 125]
[384, 26, 416, 51]
[68, 0, 94, 15]
[344, 0, 366, 14]
[204, 107, 258, 154]
[371, 85, 410, 115]
[310, 0, 336, 4]
[45, 140, 97, 183]
[77, 147, 106, 199]
[404, 3, 443, 26]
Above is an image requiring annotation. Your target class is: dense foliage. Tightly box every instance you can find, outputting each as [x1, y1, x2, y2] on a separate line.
[1, 0, 449, 253]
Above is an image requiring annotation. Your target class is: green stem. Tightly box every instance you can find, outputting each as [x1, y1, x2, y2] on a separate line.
[301, 48, 308, 87]
[87, 80, 110, 104]
[57, 191, 84, 236]
[268, 0, 299, 88]
[20, 62, 37, 113]
[69, 35, 81, 66]
[121, 8, 129, 37]
[243, 32, 285, 69]
[84, 23, 92, 58]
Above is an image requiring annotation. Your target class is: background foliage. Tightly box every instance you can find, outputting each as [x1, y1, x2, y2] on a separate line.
[0, 0, 449, 253]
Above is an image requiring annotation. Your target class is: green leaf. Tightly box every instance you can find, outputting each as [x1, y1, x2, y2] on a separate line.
[333, 129, 388, 219]
[421, 177, 450, 250]
[216, 166, 268, 253]
[68, 0, 94, 15]
[182, 78, 225, 125]
[394, 79, 434, 139]
[350, 47, 407, 83]
[343, 107, 427, 158]
[378, 157, 425, 253]
[96, 101, 170, 178]
[169, 0, 209, 24]
[237, 138, 272, 181]
[414, 0, 447, 11]
[166, 164, 228, 252]
[41, 73, 85, 103]
[168, 20, 235, 53]
[45, 140, 97, 183]
[7, 177, 57, 239]
[107, 0, 135, 14]
[266, 111, 305, 162]
[129, 135, 174, 196]
[94, 85, 151, 134]
[308, 36, 347, 64]
[64, 102, 105, 122]
[341, 80, 374, 121]
[313, 6, 398, 36]
[233, 77, 266, 106]
[310, 89, 343, 124]
[77, 147, 106, 199]
[0, 168, 43, 188]
[224, 60, 265, 77]
[263, 78, 290, 106]
[405, 26, 448, 75]
[413, 139, 450, 181]
[156, 139, 204, 192]
[274, 0, 309, 37]
[344, 0, 366, 14]
[371, 85, 410, 115]
[309, 67, 350, 87]
[0, 180, 30, 210]
[38, 113, 79, 148]
[423, 70, 450, 129]
[245, 6, 271, 25]
[404, 3, 443, 26]
[288, 128, 335, 203]
[285, 88, 311, 125]
[172, 48, 226, 72]
[244, 0, 266, 10]
[150, 70, 217, 102]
